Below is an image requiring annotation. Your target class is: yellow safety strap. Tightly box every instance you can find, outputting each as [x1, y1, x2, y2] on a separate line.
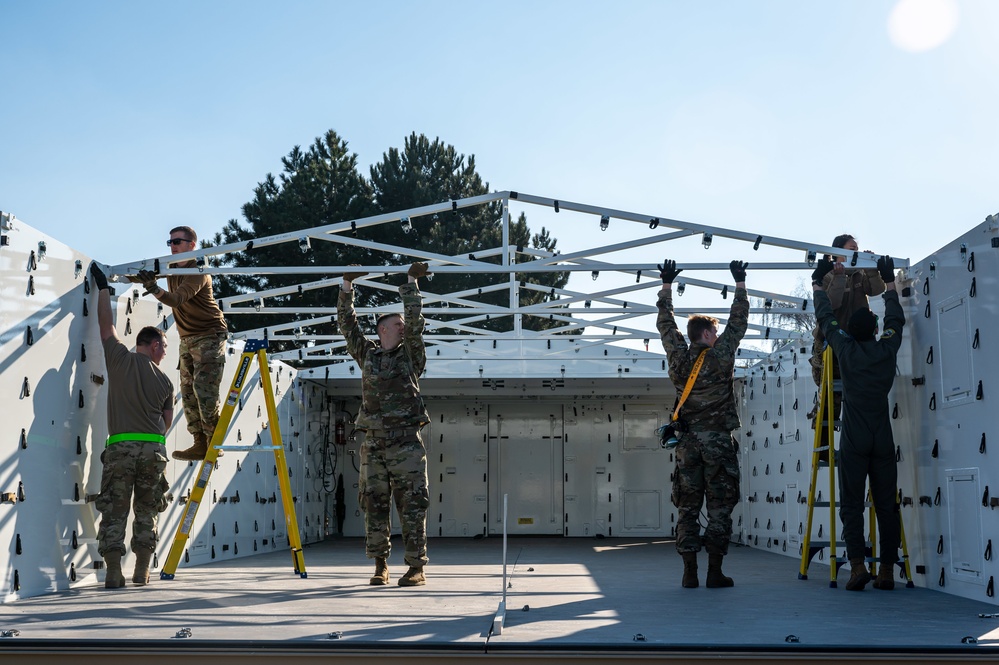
[672, 349, 709, 422]
[106, 432, 166, 446]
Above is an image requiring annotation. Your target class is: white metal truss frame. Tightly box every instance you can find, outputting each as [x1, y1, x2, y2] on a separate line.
[107, 191, 907, 369]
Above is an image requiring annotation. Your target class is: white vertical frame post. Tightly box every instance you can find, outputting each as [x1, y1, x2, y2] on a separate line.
[492, 493, 509, 636]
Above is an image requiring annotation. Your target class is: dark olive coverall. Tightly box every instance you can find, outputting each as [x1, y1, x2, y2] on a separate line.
[815, 289, 905, 566]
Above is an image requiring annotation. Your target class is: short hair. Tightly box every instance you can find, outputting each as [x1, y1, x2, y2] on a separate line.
[848, 309, 877, 341]
[687, 315, 718, 343]
[170, 226, 198, 243]
[832, 234, 856, 249]
[136, 326, 166, 347]
[376, 313, 403, 330]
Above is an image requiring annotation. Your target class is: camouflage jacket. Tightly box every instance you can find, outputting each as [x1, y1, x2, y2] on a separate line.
[813, 267, 885, 343]
[657, 286, 749, 432]
[337, 283, 429, 431]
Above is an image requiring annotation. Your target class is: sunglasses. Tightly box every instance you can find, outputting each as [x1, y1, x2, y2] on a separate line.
[167, 238, 194, 246]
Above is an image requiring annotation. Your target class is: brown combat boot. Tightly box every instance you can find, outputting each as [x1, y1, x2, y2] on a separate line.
[132, 547, 153, 586]
[872, 563, 895, 591]
[845, 558, 872, 591]
[398, 566, 426, 587]
[104, 552, 126, 589]
[706, 553, 734, 588]
[369, 557, 389, 585]
[173, 432, 209, 461]
[680, 551, 699, 588]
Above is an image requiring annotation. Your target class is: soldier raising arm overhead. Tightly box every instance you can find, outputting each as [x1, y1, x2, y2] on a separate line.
[656, 259, 749, 589]
[337, 263, 432, 587]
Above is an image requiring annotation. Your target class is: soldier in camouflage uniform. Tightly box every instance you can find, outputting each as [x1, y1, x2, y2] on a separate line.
[338, 262, 431, 587]
[657, 259, 749, 589]
[133, 226, 228, 461]
[808, 235, 885, 387]
[90, 264, 174, 589]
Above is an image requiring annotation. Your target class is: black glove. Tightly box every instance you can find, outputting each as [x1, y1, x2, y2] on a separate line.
[729, 260, 748, 283]
[657, 259, 682, 284]
[811, 258, 834, 285]
[877, 255, 895, 283]
[408, 262, 431, 279]
[89, 263, 109, 291]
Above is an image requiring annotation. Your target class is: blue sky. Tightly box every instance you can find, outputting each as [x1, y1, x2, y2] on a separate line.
[2, 0, 997, 279]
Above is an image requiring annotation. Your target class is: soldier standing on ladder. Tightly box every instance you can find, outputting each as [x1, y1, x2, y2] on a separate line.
[132, 226, 228, 461]
[338, 262, 432, 587]
[812, 255, 904, 591]
[90, 264, 174, 588]
[657, 259, 749, 589]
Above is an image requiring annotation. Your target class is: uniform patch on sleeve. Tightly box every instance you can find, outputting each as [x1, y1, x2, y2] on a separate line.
[881, 329, 897, 340]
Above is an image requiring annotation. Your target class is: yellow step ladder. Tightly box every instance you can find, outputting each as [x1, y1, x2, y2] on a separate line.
[798, 345, 912, 587]
[160, 339, 307, 580]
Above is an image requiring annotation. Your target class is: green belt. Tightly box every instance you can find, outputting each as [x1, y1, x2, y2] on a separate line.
[106, 433, 166, 447]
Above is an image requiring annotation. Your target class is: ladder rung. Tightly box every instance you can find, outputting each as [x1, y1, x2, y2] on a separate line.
[216, 445, 283, 452]
[812, 501, 873, 508]
[805, 541, 875, 550]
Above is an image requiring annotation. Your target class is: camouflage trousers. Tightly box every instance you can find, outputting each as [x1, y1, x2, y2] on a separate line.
[178, 333, 226, 441]
[97, 440, 170, 556]
[359, 428, 430, 567]
[672, 430, 740, 555]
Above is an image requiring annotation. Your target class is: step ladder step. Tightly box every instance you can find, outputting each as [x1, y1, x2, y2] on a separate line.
[216, 445, 283, 452]
[813, 501, 872, 508]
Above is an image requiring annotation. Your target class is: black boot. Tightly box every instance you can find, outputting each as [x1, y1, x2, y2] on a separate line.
[680, 552, 698, 588]
[706, 553, 734, 588]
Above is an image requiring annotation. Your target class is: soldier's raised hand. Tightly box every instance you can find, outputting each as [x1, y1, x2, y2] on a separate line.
[657, 259, 682, 284]
[877, 255, 895, 283]
[811, 258, 835, 285]
[729, 260, 749, 283]
[343, 265, 369, 282]
[408, 262, 431, 279]
[89, 263, 109, 291]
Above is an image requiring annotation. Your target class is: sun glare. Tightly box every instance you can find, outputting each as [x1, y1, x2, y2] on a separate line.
[888, 0, 959, 52]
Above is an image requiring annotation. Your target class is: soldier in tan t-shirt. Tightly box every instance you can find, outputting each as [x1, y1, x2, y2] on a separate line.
[134, 226, 228, 461]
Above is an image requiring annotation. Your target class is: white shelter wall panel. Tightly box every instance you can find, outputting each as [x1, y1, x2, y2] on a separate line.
[739, 351, 812, 557]
[426, 401, 488, 538]
[487, 403, 564, 536]
[890, 220, 999, 605]
[0, 221, 173, 600]
[563, 402, 601, 537]
[0, 219, 316, 601]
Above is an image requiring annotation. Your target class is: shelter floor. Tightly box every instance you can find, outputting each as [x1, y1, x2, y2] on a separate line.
[4, 537, 999, 655]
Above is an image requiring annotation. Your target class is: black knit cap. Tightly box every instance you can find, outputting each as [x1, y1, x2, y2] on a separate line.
[848, 308, 877, 341]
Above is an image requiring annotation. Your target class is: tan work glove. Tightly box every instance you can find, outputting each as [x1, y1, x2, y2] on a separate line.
[408, 262, 431, 279]
[343, 265, 369, 282]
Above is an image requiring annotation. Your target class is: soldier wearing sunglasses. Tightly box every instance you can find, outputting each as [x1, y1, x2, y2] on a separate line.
[134, 227, 227, 461]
